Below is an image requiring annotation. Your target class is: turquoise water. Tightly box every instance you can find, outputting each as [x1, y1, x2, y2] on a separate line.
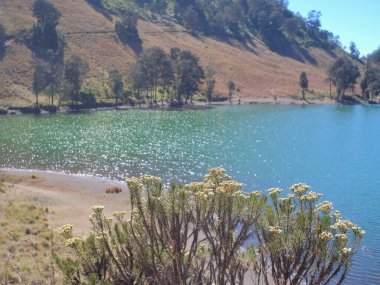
[0, 105, 379, 284]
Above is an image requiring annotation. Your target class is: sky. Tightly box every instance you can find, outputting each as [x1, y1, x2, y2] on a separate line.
[288, 0, 379, 56]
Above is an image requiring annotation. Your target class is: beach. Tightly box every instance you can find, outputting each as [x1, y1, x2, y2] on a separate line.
[0, 169, 130, 236]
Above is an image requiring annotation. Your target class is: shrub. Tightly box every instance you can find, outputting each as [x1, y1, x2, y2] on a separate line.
[79, 90, 97, 106]
[57, 169, 364, 285]
[105, 186, 122, 194]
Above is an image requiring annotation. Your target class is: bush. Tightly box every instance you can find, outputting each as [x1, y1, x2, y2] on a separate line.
[105, 186, 122, 194]
[79, 91, 97, 107]
[0, 109, 8, 115]
[57, 169, 364, 285]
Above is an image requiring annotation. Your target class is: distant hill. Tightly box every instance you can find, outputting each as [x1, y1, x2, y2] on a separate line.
[0, 0, 352, 107]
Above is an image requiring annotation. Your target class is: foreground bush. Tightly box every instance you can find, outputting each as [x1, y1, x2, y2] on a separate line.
[57, 169, 364, 285]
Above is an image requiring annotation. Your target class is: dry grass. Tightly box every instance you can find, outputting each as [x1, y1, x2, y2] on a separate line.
[0, 172, 69, 284]
[0, 193, 65, 284]
[0, 0, 343, 107]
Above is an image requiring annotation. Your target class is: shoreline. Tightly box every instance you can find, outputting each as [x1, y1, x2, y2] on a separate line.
[1, 95, 371, 116]
[0, 168, 131, 236]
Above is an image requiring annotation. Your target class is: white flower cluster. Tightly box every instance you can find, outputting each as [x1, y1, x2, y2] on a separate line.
[268, 188, 283, 197]
[112, 211, 126, 220]
[65, 237, 82, 247]
[335, 233, 348, 242]
[251, 191, 262, 198]
[320, 231, 333, 241]
[299, 191, 322, 202]
[317, 201, 333, 213]
[289, 183, 310, 195]
[91, 205, 105, 214]
[330, 219, 365, 236]
[352, 226, 366, 236]
[186, 182, 204, 192]
[342, 247, 352, 255]
[59, 224, 73, 239]
[140, 175, 161, 184]
[268, 226, 283, 235]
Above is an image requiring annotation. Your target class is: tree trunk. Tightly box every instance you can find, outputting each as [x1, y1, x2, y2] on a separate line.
[35, 93, 39, 109]
[329, 80, 332, 99]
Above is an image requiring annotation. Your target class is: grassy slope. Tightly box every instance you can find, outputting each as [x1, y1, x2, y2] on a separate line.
[0, 0, 339, 107]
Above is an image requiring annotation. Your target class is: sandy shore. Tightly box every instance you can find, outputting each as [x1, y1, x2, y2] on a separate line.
[0, 168, 131, 236]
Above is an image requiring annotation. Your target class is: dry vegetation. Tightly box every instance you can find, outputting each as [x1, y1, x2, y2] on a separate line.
[0, 0, 340, 107]
[0, 175, 65, 284]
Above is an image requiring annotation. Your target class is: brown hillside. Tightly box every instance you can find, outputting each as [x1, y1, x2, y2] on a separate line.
[0, 0, 338, 107]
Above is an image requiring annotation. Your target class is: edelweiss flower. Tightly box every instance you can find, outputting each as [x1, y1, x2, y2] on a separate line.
[268, 226, 283, 235]
[317, 201, 333, 213]
[320, 231, 333, 241]
[289, 183, 310, 195]
[268, 188, 282, 197]
[335, 233, 348, 242]
[251, 191, 261, 198]
[91, 205, 105, 214]
[186, 182, 204, 192]
[342, 247, 352, 255]
[59, 224, 73, 239]
[65, 237, 82, 247]
[113, 211, 126, 220]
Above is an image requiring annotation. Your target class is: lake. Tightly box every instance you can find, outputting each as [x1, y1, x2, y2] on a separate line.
[0, 104, 379, 284]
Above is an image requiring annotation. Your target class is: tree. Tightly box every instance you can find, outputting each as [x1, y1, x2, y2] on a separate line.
[109, 69, 124, 105]
[349, 42, 360, 60]
[328, 57, 360, 102]
[32, 59, 48, 111]
[361, 65, 380, 100]
[227, 80, 235, 103]
[183, 5, 202, 34]
[138, 47, 173, 104]
[32, 0, 62, 50]
[307, 10, 322, 35]
[45, 50, 63, 109]
[283, 17, 300, 37]
[64, 55, 89, 106]
[0, 23, 6, 54]
[171, 48, 204, 105]
[57, 169, 364, 285]
[369, 47, 380, 64]
[129, 63, 145, 107]
[205, 67, 216, 102]
[299, 71, 308, 101]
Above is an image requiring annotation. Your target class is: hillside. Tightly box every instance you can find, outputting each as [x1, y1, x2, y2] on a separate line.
[0, 0, 347, 107]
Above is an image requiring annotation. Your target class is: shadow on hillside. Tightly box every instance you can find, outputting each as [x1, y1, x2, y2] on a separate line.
[322, 45, 337, 58]
[126, 38, 143, 55]
[116, 33, 143, 55]
[84, 0, 113, 21]
[204, 32, 259, 56]
[265, 34, 318, 65]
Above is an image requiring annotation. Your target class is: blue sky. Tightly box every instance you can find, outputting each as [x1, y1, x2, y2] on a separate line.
[288, 0, 379, 56]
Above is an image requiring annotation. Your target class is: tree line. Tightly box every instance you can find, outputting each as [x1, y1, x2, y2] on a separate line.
[298, 46, 380, 103]
[129, 47, 205, 107]
[27, 0, 223, 112]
